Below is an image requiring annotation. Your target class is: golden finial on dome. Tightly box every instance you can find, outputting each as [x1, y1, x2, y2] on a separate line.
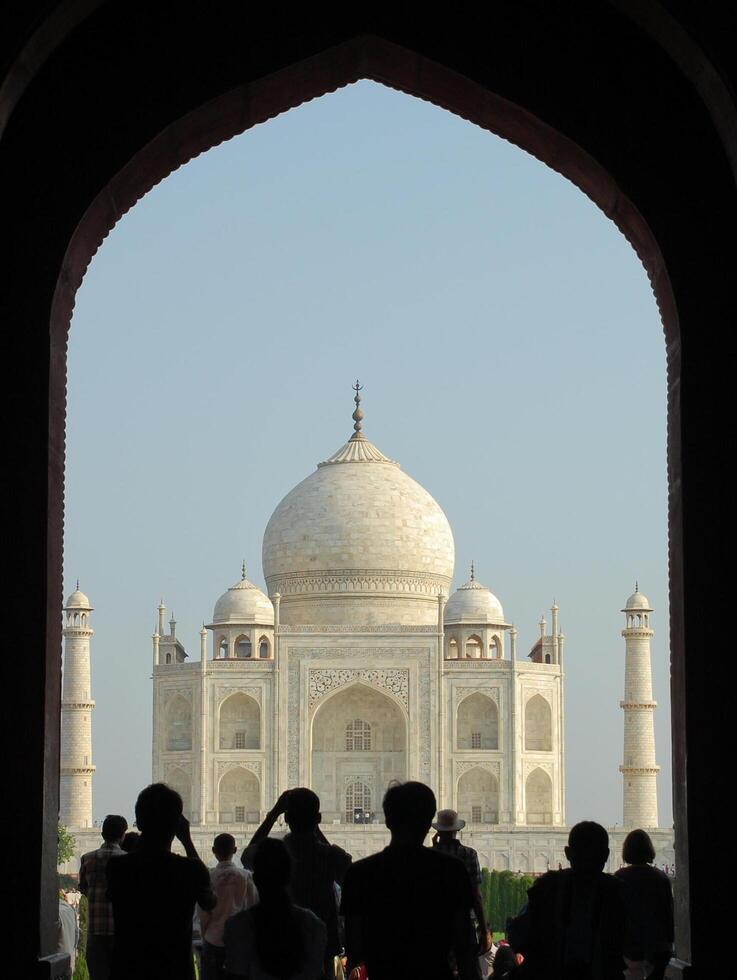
[350, 380, 365, 441]
[470, 561, 475, 582]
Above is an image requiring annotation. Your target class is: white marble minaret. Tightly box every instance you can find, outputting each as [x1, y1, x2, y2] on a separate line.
[620, 585, 659, 829]
[60, 583, 95, 828]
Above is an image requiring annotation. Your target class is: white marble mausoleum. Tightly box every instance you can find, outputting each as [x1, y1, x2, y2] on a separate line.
[61, 388, 674, 871]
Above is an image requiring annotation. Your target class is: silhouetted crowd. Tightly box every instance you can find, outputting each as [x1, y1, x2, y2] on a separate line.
[66, 781, 674, 980]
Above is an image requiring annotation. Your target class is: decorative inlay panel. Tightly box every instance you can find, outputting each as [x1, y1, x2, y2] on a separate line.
[159, 687, 194, 701]
[308, 668, 409, 709]
[456, 760, 501, 778]
[454, 686, 500, 707]
[523, 761, 553, 777]
[215, 760, 262, 780]
[269, 569, 450, 598]
[215, 685, 263, 704]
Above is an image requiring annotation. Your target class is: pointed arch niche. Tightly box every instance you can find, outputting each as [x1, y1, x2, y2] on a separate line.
[457, 692, 499, 750]
[525, 767, 553, 825]
[457, 767, 499, 825]
[165, 695, 192, 751]
[218, 766, 260, 823]
[524, 694, 552, 752]
[311, 683, 406, 823]
[219, 692, 260, 750]
[166, 766, 191, 819]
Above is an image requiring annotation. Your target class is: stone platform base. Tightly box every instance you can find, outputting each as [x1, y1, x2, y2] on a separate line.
[61, 823, 675, 875]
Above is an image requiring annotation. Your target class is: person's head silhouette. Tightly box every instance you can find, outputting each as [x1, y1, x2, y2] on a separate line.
[621, 828, 656, 866]
[212, 832, 237, 862]
[120, 831, 140, 853]
[565, 821, 609, 874]
[252, 837, 291, 896]
[134, 783, 183, 847]
[101, 814, 128, 844]
[382, 781, 437, 844]
[285, 788, 321, 833]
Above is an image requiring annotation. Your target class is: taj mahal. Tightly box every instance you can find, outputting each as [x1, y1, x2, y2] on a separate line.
[60, 386, 674, 871]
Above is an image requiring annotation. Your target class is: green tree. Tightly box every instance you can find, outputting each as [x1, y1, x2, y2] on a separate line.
[57, 822, 76, 866]
[487, 870, 501, 932]
[72, 951, 89, 980]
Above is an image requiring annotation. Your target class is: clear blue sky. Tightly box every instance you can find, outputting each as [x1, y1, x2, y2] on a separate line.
[65, 80, 671, 829]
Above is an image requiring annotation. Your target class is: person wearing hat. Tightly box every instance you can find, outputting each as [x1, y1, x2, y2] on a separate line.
[432, 809, 490, 955]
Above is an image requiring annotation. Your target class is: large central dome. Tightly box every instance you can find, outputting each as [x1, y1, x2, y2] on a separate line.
[262, 390, 454, 626]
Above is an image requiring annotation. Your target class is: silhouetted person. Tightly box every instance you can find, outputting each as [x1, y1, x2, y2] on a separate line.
[340, 781, 481, 980]
[199, 833, 258, 980]
[432, 808, 490, 954]
[516, 821, 625, 980]
[491, 945, 522, 980]
[56, 892, 79, 975]
[107, 783, 216, 980]
[243, 788, 351, 975]
[614, 830, 673, 980]
[79, 813, 128, 980]
[120, 831, 140, 854]
[225, 838, 326, 979]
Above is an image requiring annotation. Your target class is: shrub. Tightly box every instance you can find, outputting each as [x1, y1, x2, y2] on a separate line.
[480, 869, 535, 933]
[58, 822, 76, 867]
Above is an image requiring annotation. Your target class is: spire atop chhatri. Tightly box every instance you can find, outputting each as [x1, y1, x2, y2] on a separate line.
[76, 578, 80, 591]
[635, 580, 639, 593]
[242, 560, 247, 581]
[470, 560, 475, 582]
[350, 379, 365, 441]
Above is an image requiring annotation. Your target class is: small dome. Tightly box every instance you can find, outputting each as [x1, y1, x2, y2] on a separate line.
[65, 585, 91, 610]
[213, 573, 274, 625]
[444, 571, 504, 625]
[623, 588, 652, 612]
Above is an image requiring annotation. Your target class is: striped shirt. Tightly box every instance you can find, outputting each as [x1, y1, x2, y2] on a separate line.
[79, 842, 124, 936]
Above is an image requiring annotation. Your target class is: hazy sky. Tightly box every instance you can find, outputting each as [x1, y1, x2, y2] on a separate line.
[65, 80, 671, 829]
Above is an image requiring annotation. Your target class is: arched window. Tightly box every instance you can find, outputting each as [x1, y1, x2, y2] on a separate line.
[167, 767, 191, 819]
[165, 652, 172, 665]
[524, 695, 553, 751]
[346, 718, 371, 751]
[234, 635, 252, 659]
[447, 638, 459, 659]
[457, 767, 499, 825]
[525, 768, 553, 824]
[312, 684, 406, 823]
[218, 767, 260, 823]
[165, 695, 192, 751]
[219, 693, 261, 750]
[345, 780, 372, 823]
[258, 637, 270, 659]
[457, 693, 499, 750]
[490, 635, 503, 659]
[544, 654, 551, 664]
[465, 635, 483, 659]
[218, 636, 228, 659]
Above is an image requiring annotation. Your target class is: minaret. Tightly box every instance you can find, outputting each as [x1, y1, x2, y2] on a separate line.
[620, 585, 659, 828]
[60, 583, 95, 828]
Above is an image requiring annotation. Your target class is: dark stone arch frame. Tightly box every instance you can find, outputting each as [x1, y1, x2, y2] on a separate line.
[2, 8, 734, 976]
